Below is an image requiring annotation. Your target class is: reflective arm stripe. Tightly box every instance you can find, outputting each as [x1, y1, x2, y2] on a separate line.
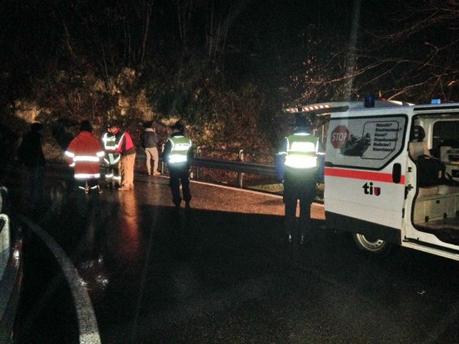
[96, 151, 105, 157]
[73, 156, 101, 162]
[74, 173, 101, 180]
[64, 151, 75, 158]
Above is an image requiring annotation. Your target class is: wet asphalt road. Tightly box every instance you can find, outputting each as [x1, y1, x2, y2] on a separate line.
[10, 170, 459, 343]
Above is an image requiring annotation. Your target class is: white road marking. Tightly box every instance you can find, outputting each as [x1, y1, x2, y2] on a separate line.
[143, 173, 283, 198]
[18, 215, 101, 344]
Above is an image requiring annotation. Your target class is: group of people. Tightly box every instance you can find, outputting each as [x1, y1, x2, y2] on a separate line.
[64, 120, 137, 193]
[63, 120, 193, 207]
[18, 119, 194, 210]
[18, 115, 319, 246]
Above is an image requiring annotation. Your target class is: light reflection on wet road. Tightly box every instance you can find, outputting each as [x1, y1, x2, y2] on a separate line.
[13, 172, 459, 343]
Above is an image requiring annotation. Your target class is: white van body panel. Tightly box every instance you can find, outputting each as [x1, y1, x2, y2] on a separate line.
[319, 101, 459, 261]
[324, 107, 410, 234]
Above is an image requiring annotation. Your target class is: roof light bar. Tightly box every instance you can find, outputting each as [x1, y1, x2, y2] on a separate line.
[285, 104, 331, 113]
[284, 103, 351, 115]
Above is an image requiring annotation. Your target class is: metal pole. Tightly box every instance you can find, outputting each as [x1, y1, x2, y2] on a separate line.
[160, 143, 165, 175]
[195, 146, 202, 180]
[237, 149, 245, 188]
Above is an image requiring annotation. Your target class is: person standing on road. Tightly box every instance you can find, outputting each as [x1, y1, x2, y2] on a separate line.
[142, 122, 160, 176]
[162, 121, 193, 208]
[276, 116, 319, 247]
[64, 120, 105, 194]
[17, 122, 46, 209]
[101, 123, 122, 188]
[117, 124, 137, 191]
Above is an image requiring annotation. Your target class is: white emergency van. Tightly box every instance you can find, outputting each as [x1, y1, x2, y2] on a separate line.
[290, 100, 459, 261]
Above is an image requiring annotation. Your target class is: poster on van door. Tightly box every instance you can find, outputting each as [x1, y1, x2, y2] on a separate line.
[327, 116, 406, 170]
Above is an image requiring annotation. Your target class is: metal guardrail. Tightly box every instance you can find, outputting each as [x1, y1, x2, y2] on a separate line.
[192, 158, 276, 176]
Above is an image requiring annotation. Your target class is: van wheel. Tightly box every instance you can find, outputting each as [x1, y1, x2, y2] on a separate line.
[352, 233, 391, 255]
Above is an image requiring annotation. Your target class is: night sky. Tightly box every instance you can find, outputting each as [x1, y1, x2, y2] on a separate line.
[0, 0, 457, 135]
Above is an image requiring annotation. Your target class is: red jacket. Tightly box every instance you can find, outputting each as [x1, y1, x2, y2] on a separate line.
[65, 131, 105, 180]
[117, 131, 136, 156]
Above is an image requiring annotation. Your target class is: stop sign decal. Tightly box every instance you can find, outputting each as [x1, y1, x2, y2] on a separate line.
[331, 125, 349, 149]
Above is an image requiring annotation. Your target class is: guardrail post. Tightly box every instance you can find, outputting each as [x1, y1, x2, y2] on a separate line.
[237, 149, 245, 188]
[194, 146, 202, 180]
[160, 143, 166, 175]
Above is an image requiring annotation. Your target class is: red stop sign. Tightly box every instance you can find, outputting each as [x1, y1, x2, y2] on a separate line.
[331, 125, 349, 149]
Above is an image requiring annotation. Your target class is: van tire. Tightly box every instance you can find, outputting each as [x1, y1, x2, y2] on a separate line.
[352, 233, 391, 256]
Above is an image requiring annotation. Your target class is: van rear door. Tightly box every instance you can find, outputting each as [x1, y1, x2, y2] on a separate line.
[324, 113, 408, 243]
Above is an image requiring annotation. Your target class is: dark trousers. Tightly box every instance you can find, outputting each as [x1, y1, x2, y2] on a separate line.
[168, 167, 191, 206]
[283, 169, 316, 242]
[26, 165, 44, 208]
[104, 164, 120, 185]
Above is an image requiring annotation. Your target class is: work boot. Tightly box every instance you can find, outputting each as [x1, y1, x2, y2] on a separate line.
[299, 230, 311, 246]
[286, 232, 293, 244]
[299, 233, 305, 246]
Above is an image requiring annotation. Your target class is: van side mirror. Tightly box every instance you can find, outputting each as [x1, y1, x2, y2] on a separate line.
[392, 163, 401, 183]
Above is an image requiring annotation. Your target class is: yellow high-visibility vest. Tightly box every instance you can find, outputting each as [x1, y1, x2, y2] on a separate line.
[283, 132, 318, 169]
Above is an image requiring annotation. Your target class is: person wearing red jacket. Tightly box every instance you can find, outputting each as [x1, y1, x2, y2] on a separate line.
[116, 126, 136, 191]
[64, 120, 105, 194]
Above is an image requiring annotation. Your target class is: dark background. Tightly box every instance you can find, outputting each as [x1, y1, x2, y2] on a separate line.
[0, 0, 458, 159]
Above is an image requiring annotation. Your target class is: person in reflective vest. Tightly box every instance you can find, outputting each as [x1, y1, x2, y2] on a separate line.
[162, 121, 193, 208]
[277, 116, 319, 246]
[64, 120, 105, 194]
[101, 123, 122, 188]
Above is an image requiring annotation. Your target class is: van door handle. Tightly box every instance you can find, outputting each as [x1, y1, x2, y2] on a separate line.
[392, 163, 401, 183]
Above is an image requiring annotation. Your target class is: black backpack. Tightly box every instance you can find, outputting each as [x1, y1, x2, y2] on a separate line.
[416, 155, 445, 187]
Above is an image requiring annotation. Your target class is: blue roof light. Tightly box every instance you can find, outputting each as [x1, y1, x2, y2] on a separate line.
[431, 98, 441, 105]
[364, 95, 375, 108]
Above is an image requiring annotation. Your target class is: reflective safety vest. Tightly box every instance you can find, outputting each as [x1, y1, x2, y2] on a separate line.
[281, 132, 318, 169]
[101, 132, 121, 165]
[167, 135, 192, 165]
[65, 131, 105, 180]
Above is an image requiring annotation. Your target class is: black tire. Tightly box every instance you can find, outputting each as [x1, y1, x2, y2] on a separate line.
[352, 232, 391, 256]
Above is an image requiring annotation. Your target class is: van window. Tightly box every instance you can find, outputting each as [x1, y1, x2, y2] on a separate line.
[432, 120, 459, 155]
[326, 115, 407, 170]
